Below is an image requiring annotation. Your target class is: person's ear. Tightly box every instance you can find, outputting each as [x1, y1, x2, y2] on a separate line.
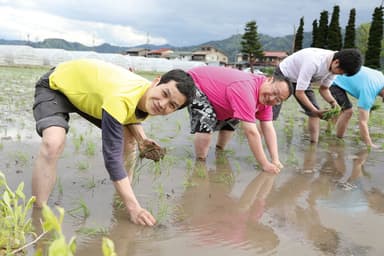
[151, 76, 161, 87]
[333, 59, 340, 67]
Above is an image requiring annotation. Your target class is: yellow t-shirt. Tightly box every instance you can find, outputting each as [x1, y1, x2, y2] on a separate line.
[49, 58, 151, 124]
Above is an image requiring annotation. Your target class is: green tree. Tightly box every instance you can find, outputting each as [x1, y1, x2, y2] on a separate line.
[328, 5, 342, 50]
[318, 10, 329, 48]
[356, 23, 371, 54]
[344, 8, 356, 48]
[311, 19, 320, 47]
[365, 6, 384, 69]
[294, 17, 304, 52]
[241, 20, 264, 73]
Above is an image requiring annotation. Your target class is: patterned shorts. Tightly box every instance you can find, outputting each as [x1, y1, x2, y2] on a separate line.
[187, 88, 239, 134]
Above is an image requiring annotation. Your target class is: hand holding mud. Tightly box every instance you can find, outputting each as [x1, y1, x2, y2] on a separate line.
[138, 138, 166, 161]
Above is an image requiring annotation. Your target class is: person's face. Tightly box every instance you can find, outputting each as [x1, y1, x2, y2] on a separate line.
[330, 59, 344, 75]
[143, 80, 186, 115]
[259, 78, 289, 106]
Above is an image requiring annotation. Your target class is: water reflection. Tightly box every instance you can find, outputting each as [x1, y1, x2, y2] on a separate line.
[175, 151, 278, 252]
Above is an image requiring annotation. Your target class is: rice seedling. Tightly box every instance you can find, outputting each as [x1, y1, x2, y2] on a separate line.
[370, 103, 381, 112]
[12, 151, 29, 167]
[322, 106, 341, 121]
[85, 140, 96, 157]
[72, 134, 84, 153]
[67, 199, 90, 219]
[76, 160, 90, 171]
[76, 226, 109, 236]
[153, 184, 170, 223]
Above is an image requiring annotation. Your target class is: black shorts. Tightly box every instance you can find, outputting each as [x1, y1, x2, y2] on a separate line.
[187, 88, 239, 133]
[33, 69, 102, 137]
[272, 66, 319, 120]
[329, 84, 353, 110]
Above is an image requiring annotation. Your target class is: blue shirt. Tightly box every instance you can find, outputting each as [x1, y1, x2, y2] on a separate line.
[333, 66, 384, 111]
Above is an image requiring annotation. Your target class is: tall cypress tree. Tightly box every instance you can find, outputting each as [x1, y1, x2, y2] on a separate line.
[328, 5, 342, 50]
[311, 19, 319, 47]
[365, 6, 384, 69]
[241, 20, 264, 73]
[344, 8, 356, 48]
[318, 10, 329, 49]
[294, 17, 304, 52]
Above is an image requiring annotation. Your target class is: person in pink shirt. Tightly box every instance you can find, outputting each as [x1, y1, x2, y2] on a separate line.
[187, 66, 293, 174]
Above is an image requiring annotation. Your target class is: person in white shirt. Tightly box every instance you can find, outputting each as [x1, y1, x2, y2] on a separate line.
[272, 48, 362, 143]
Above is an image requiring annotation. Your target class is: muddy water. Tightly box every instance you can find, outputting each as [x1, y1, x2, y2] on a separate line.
[1, 66, 384, 255]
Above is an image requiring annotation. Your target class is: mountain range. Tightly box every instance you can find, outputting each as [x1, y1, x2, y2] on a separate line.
[0, 32, 313, 62]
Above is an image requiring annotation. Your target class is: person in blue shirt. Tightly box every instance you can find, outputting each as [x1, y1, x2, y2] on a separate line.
[330, 66, 384, 148]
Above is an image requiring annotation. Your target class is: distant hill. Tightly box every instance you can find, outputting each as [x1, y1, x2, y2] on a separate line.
[0, 33, 313, 62]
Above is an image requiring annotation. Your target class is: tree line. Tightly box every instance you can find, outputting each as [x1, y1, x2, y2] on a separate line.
[241, 5, 384, 69]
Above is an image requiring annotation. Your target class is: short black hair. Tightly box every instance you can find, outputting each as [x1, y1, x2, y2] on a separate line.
[333, 48, 362, 76]
[158, 69, 196, 109]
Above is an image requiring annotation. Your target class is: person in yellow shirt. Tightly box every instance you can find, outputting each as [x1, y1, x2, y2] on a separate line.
[32, 58, 196, 226]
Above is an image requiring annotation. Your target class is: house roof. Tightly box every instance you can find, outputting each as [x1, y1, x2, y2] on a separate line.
[148, 48, 172, 54]
[263, 51, 288, 58]
[125, 47, 147, 52]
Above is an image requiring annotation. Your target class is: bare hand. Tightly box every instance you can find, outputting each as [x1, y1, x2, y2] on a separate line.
[368, 143, 380, 150]
[129, 207, 156, 226]
[262, 162, 280, 174]
[272, 160, 284, 169]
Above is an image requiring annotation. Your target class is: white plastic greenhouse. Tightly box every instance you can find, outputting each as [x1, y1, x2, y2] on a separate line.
[0, 45, 206, 72]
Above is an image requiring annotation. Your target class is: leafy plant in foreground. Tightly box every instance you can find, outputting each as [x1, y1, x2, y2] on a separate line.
[0, 172, 35, 254]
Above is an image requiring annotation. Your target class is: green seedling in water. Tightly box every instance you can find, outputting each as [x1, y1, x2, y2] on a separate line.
[76, 227, 109, 236]
[148, 183, 170, 224]
[322, 106, 341, 120]
[0, 172, 35, 253]
[67, 199, 90, 219]
[370, 103, 380, 112]
[85, 140, 96, 156]
[72, 134, 84, 153]
[76, 160, 90, 171]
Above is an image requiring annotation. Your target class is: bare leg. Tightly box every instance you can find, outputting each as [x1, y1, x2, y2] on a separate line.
[308, 116, 320, 143]
[123, 127, 137, 183]
[216, 130, 234, 150]
[335, 108, 353, 138]
[194, 132, 212, 161]
[32, 126, 66, 207]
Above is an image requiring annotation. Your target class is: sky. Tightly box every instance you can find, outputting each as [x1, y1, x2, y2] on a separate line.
[0, 0, 381, 47]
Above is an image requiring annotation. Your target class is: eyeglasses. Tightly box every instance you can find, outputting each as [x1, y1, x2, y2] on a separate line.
[271, 83, 284, 105]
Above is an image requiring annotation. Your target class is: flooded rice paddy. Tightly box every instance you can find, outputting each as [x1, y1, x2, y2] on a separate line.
[1, 66, 384, 255]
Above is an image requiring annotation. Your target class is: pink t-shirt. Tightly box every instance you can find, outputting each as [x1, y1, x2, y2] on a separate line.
[188, 66, 272, 122]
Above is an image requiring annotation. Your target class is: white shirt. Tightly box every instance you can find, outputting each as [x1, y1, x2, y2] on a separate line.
[279, 48, 336, 90]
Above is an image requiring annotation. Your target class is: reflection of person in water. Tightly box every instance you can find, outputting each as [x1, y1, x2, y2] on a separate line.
[177, 151, 279, 252]
[322, 141, 369, 190]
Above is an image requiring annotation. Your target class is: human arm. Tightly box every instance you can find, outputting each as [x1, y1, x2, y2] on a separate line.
[113, 177, 156, 226]
[319, 85, 339, 108]
[101, 110, 156, 226]
[242, 121, 280, 174]
[358, 108, 379, 148]
[259, 120, 283, 168]
[295, 90, 324, 117]
[127, 124, 165, 161]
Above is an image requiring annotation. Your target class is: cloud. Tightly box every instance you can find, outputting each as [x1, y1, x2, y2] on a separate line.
[0, 0, 379, 47]
[0, 5, 167, 46]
